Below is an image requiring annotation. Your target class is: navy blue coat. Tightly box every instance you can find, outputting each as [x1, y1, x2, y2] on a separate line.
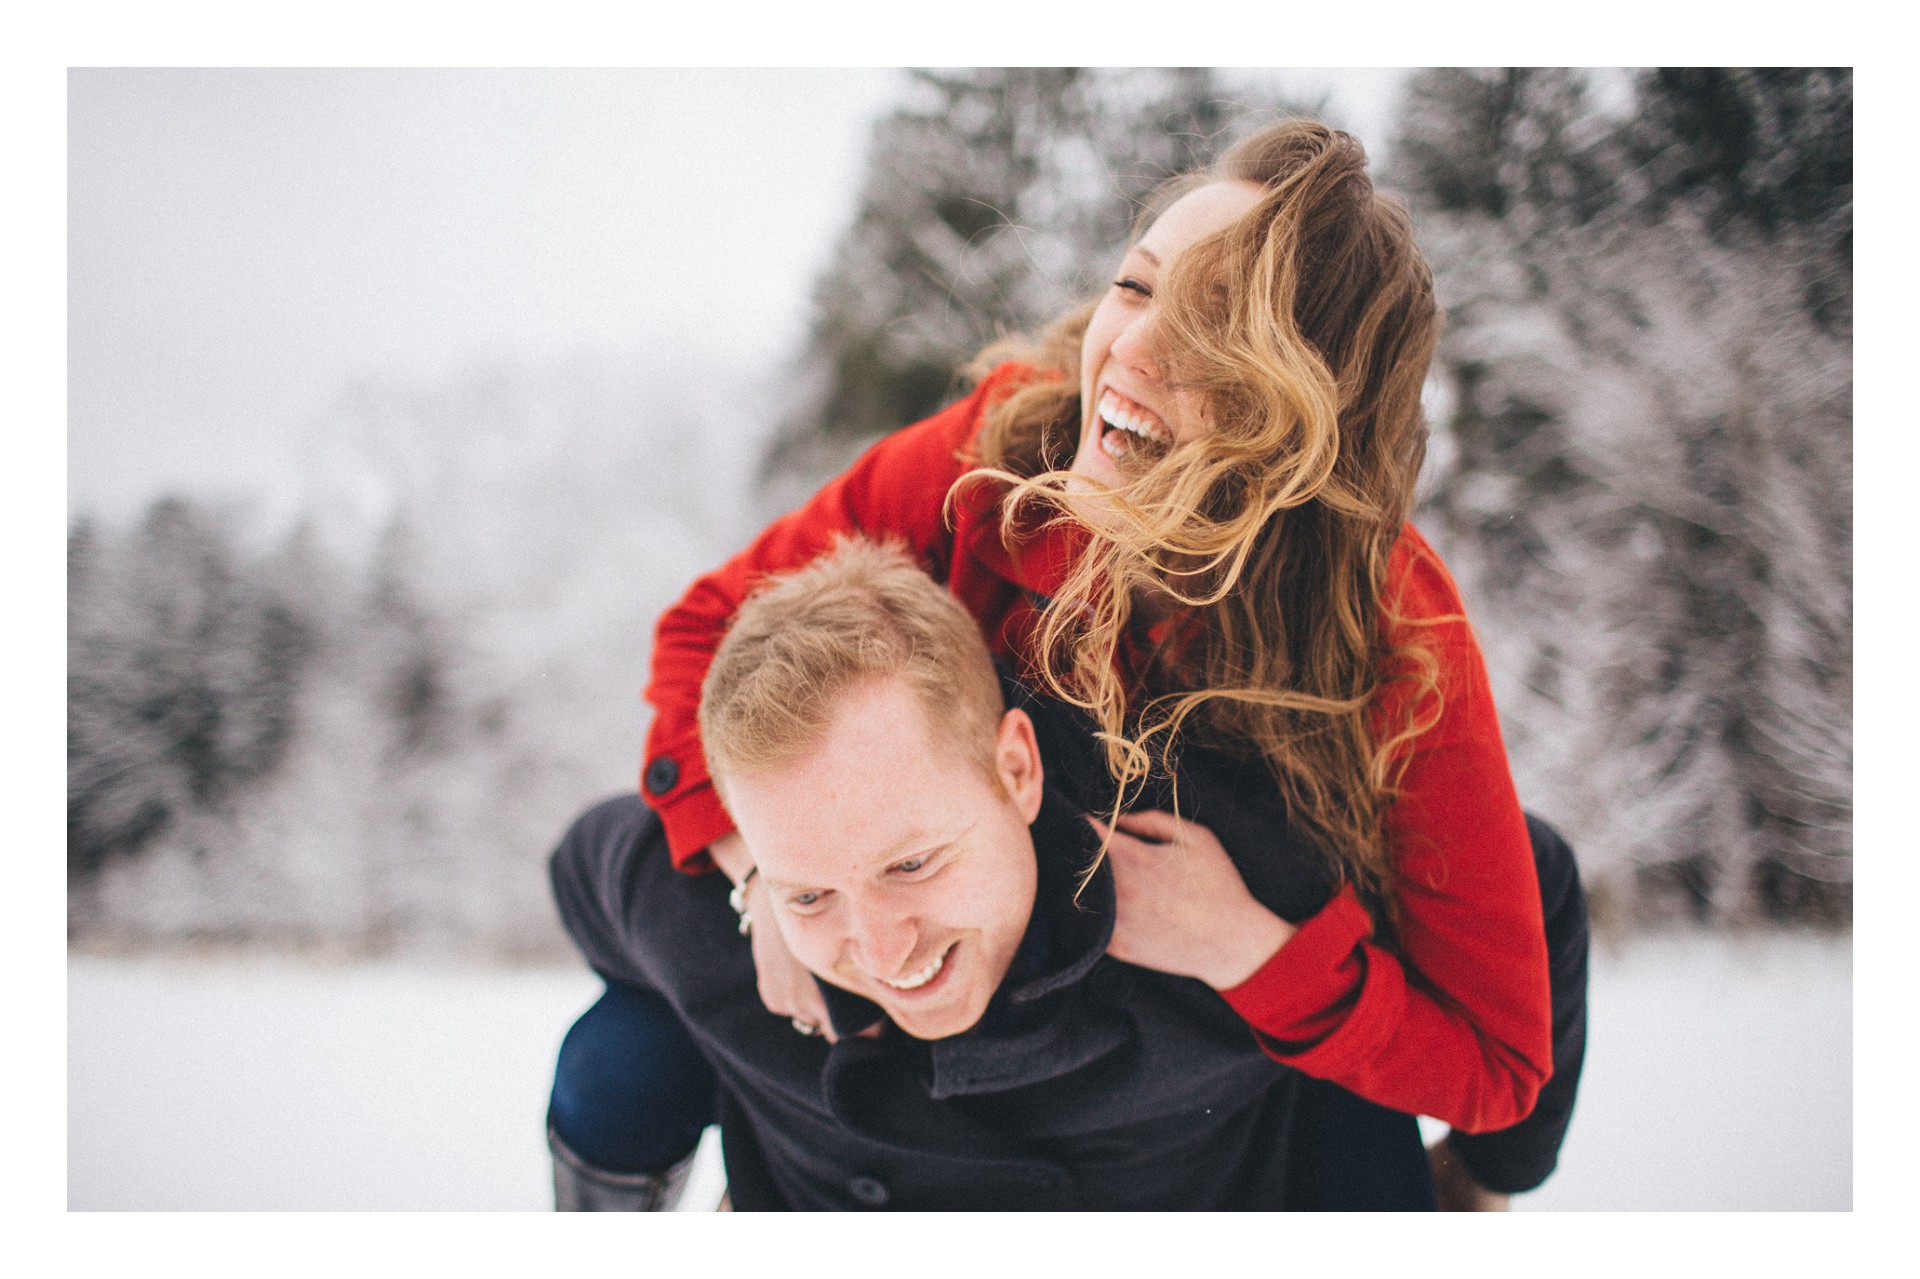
[549, 684, 1439, 1210]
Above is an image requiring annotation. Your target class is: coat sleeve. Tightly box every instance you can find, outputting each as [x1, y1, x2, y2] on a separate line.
[1218, 526, 1554, 1134]
[639, 370, 1021, 873]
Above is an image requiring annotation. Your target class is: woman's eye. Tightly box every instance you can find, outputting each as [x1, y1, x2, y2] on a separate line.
[1113, 277, 1151, 298]
[892, 857, 926, 875]
[788, 890, 823, 909]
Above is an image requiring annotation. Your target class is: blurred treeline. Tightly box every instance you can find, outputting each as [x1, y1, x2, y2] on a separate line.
[68, 68, 1850, 955]
[68, 357, 770, 957]
[1398, 70, 1850, 926]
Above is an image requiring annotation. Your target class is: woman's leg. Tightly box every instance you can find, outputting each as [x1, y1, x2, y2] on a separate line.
[1287, 814, 1589, 1210]
[1441, 813, 1590, 1195]
[547, 978, 718, 1209]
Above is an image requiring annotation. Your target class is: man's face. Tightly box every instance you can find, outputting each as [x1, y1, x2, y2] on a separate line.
[721, 677, 1044, 1040]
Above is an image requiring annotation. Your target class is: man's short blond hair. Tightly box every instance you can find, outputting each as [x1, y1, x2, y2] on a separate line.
[699, 537, 1006, 792]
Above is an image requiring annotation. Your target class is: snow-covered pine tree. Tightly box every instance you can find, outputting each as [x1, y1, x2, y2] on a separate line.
[70, 353, 776, 957]
[67, 498, 315, 880]
[758, 68, 1305, 507]
[1396, 68, 1851, 925]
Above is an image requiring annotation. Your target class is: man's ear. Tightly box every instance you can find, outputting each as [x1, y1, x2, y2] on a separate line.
[995, 707, 1045, 823]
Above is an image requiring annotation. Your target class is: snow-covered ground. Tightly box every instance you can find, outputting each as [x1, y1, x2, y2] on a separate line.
[67, 931, 1850, 1211]
[1495, 931, 1850, 1211]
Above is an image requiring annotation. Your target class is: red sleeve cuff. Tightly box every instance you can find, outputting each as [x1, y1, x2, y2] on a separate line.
[655, 785, 734, 875]
[1220, 888, 1414, 1082]
[1220, 889, 1372, 1043]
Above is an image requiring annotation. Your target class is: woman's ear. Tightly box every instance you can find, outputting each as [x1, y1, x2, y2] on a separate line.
[995, 708, 1045, 823]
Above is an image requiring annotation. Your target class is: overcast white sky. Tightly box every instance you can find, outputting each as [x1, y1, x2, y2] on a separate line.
[67, 68, 1412, 521]
[68, 68, 896, 519]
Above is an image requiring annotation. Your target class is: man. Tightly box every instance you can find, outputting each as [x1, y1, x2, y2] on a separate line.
[548, 539, 1581, 1209]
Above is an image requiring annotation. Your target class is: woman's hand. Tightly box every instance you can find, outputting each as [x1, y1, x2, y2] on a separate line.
[709, 832, 840, 1043]
[1092, 809, 1296, 991]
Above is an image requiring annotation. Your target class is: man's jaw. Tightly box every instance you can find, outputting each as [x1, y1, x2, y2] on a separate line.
[823, 939, 966, 1021]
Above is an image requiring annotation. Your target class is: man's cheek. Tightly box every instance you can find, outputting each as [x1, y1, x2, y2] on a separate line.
[768, 917, 827, 977]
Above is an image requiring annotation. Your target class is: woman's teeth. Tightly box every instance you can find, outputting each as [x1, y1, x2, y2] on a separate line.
[879, 947, 948, 991]
[1097, 391, 1170, 460]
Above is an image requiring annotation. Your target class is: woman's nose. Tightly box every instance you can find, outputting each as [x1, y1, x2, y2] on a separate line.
[1110, 311, 1160, 380]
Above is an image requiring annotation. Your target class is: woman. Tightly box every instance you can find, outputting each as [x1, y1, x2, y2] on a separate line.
[565, 119, 1581, 1206]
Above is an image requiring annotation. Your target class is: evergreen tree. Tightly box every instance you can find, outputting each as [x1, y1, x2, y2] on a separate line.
[1396, 68, 1851, 923]
[1622, 68, 1852, 332]
[1394, 68, 1614, 227]
[762, 68, 1304, 490]
[68, 499, 316, 877]
[1623, 69, 1852, 246]
[70, 354, 772, 958]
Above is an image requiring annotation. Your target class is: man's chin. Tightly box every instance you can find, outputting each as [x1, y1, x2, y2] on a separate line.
[872, 978, 992, 1042]
[806, 971, 985, 1040]
[885, 996, 988, 1041]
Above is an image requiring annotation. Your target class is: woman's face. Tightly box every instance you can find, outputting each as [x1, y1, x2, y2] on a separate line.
[1071, 178, 1266, 496]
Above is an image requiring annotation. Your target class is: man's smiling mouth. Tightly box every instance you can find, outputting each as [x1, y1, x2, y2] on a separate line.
[876, 943, 953, 992]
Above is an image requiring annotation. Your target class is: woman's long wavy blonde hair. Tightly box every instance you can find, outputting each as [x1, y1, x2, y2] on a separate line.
[960, 120, 1445, 914]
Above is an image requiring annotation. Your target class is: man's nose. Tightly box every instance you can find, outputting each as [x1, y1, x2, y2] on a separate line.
[846, 899, 918, 981]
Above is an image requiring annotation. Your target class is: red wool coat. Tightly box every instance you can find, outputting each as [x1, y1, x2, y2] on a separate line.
[640, 363, 1552, 1134]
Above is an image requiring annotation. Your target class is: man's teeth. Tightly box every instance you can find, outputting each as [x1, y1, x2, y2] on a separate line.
[880, 948, 948, 991]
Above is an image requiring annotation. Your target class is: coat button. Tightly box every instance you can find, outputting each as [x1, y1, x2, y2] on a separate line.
[643, 756, 680, 796]
[847, 1175, 889, 1207]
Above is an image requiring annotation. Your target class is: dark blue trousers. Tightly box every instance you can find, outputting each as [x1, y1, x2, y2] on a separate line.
[549, 979, 716, 1175]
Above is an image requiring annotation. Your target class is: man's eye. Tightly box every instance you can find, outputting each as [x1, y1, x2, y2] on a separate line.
[893, 857, 925, 875]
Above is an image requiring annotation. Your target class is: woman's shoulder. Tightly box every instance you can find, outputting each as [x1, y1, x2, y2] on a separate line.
[967, 360, 1050, 411]
[826, 361, 1055, 546]
[1384, 522, 1469, 621]
[1373, 525, 1498, 748]
[1397, 522, 1466, 599]
[915, 360, 1047, 452]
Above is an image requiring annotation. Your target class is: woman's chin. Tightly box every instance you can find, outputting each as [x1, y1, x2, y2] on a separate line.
[1065, 447, 1128, 526]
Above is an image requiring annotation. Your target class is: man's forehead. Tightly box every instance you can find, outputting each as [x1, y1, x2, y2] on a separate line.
[727, 680, 1005, 879]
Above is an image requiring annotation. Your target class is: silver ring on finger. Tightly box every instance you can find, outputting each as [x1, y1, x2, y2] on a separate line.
[791, 1017, 822, 1037]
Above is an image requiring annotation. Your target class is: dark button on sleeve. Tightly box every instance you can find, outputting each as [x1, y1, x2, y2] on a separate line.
[847, 1175, 889, 1207]
[643, 756, 680, 796]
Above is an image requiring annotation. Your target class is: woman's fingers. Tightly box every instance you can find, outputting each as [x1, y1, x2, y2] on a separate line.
[1092, 806, 1294, 989]
[760, 945, 836, 1043]
[1098, 808, 1225, 860]
[746, 878, 838, 1042]
[1109, 808, 1186, 842]
[710, 834, 839, 1036]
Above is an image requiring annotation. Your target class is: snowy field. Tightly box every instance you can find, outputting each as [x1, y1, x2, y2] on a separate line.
[67, 931, 1850, 1212]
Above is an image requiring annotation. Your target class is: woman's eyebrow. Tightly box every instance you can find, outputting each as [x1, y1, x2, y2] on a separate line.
[1127, 246, 1162, 268]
